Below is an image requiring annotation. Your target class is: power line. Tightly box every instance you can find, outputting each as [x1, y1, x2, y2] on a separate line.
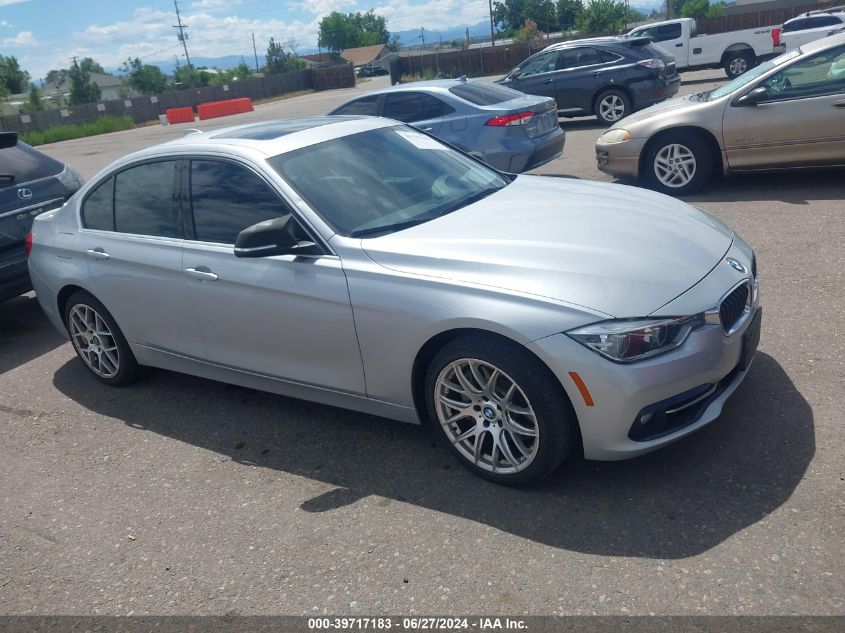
[172, 0, 193, 70]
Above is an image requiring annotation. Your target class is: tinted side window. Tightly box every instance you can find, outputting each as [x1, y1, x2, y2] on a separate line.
[656, 23, 682, 41]
[597, 49, 623, 63]
[114, 161, 181, 238]
[383, 93, 424, 122]
[190, 160, 291, 245]
[814, 15, 842, 27]
[333, 95, 380, 115]
[420, 94, 455, 118]
[783, 19, 808, 32]
[517, 51, 559, 76]
[82, 177, 114, 231]
[559, 47, 602, 69]
[0, 142, 64, 189]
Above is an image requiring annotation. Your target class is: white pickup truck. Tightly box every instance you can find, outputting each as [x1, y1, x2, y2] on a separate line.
[628, 17, 783, 78]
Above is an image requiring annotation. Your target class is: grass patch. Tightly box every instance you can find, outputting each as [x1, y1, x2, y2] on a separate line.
[21, 115, 136, 146]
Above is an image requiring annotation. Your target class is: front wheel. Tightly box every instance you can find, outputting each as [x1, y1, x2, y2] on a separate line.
[425, 334, 575, 485]
[643, 132, 715, 196]
[594, 89, 631, 125]
[724, 51, 754, 79]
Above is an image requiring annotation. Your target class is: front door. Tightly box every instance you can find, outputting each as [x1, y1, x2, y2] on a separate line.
[723, 44, 845, 169]
[181, 158, 366, 394]
[508, 51, 562, 108]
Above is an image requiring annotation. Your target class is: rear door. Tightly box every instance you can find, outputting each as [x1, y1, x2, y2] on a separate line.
[77, 160, 200, 356]
[723, 44, 845, 169]
[381, 91, 454, 135]
[554, 47, 618, 112]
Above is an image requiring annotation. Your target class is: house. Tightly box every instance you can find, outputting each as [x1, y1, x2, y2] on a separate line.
[41, 72, 133, 103]
[339, 44, 389, 68]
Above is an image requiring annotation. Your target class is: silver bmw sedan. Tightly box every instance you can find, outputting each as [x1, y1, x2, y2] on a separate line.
[27, 116, 761, 485]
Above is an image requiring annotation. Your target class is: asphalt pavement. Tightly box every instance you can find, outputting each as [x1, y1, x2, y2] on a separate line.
[0, 70, 843, 616]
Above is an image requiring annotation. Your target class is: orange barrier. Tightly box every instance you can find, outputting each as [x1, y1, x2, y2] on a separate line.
[166, 107, 195, 124]
[196, 98, 254, 121]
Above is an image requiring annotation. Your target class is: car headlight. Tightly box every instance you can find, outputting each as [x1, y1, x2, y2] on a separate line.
[566, 315, 701, 363]
[597, 129, 631, 144]
[57, 165, 85, 190]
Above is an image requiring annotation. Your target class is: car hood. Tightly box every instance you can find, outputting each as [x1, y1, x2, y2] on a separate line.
[612, 92, 718, 130]
[361, 176, 734, 317]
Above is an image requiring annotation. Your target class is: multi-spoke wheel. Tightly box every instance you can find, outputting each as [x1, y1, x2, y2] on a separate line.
[426, 335, 575, 485]
[595, 89, 630, 125]
[644, 132, 714, 196]
[724, 52, 753, 79]
[64, 290, 140, 385]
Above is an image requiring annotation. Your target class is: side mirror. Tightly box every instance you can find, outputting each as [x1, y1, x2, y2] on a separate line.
[234, 215, 322, 258]
[507, 69, 521, 81]
[736, 86, 768, 106]
[0, 132, 18, 149]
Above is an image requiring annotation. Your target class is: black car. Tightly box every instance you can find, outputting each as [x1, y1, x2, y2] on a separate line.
[499, 36, 681, 125]
[1, 132, 83, 301]
[356, 65, 389, 77]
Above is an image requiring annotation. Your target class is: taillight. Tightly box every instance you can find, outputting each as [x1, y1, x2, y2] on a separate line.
[486, 111, 534, 126]
[638, 58, 665, 71]
[772, 27, 781, 47]
[25, 231, 33, 257]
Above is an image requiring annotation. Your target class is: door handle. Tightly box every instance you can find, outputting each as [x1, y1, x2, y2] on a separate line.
[184, 267, 219, 281]
[421, 127, 433, 131]
[833, 100, 845, 109]
[543, 77, 554, 83]
[85, 248, 110, 260]
[592, 71, 600, 77]
[675, 43, 683, 47]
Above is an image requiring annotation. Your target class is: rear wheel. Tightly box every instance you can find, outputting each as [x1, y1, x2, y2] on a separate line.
[425, 334, 575, 485]
[594, 89, 631, 125]
[724, 51, 754, 79]
[643, 131, 715, 195]
[64, 290, 140, 386]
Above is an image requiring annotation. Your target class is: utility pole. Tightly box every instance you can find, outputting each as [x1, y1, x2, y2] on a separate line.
[420, 27, 425, 70]
[251, 32, 260, 73]
[172, 0, 192, 71]
[488, 0, 496, 46]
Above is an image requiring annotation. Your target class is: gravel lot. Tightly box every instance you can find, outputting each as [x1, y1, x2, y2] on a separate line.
[1, 70, 842, 616]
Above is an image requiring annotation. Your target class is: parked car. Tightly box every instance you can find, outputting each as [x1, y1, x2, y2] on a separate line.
[0, 132, 83, 302]
[780, 9, 845, 52]
[595, 33, 845, 195]
[330, 79, 564, 173]
[499, 36, 680, 124]
[628, 17, 783, 79]
[29, 116, 760, 485]
[356, 65, 389, 77]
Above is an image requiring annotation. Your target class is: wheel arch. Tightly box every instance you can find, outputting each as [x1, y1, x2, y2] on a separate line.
[721, 44, 754, 62]
[592, 84, 633, 113]
[57, 283, 94, 319]
[410, 327, 583, 450]
[638, 126, 725, 179]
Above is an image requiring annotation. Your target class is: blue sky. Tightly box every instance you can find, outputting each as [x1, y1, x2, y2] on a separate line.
[0, 0, 493, 79]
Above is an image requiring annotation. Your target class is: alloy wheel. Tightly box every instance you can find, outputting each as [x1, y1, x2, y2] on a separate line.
[729, 57, 748, 76]
[653, 143, 697, 188]
[599, 94, 626, 122]
[68, 304, 120, 378]
[434, 359, 540, 474]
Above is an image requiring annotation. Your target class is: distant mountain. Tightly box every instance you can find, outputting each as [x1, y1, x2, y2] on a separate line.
[391, 21, 492, 47]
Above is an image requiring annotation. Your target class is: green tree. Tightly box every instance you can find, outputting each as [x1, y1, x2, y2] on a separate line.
[25, 84, 44, 112]
[234, 61, 252, 80]
[576, 0, 630, 33]
[0, 55, 30, 94]
[387, 33, 401, 52]
[122, 58, 167, 95]
[68, 58, 102, 105]
[493, 0, 557, 36]
[557, 0, 584, 30]
[677, 0, 709, 19]
[707, 1, 726, 17]
[265, 37, 306, 74]
[514, 19, 543, 43]
[318, 10, 389, 53]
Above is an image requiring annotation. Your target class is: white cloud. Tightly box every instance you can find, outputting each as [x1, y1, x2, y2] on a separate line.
[1, 30, 36, 46]
[291, 0, 358, 14]
[1, 20, 12, 28]
[0, 0, 31, 6]
[373, 0, 488, 32]
[190, 0, 243, 8]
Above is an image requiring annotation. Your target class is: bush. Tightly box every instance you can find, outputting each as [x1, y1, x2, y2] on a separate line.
[21, 115, 135, 146]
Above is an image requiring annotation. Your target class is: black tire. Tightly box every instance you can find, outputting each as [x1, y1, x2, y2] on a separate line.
[425, 334, 575, 486]
[594, 88, 631, 125]
[64, 290, 140, 386]
[643, 131, 715, 196]
[724, 51, 754, 79]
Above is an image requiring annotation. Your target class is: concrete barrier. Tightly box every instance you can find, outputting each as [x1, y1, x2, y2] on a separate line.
[166, 107, 196, 124]
[196, 98, 254, 121]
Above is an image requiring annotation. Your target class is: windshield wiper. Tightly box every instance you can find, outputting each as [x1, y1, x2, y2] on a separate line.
[350, 217, 435, 238]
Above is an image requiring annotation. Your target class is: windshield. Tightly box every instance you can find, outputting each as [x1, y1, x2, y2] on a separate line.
[268, 126, 510, 237]
[708, 49, 801, 100]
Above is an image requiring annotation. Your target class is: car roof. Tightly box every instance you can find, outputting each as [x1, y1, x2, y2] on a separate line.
[799, 29, 845, 54]
[541, 36, 634, 52]
[111, 116, 397, 168]
[357, 78, 477, 95]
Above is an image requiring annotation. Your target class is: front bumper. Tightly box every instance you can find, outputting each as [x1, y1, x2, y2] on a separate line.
[528, 248, 761, 461]
[596, 137, 647, 179]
